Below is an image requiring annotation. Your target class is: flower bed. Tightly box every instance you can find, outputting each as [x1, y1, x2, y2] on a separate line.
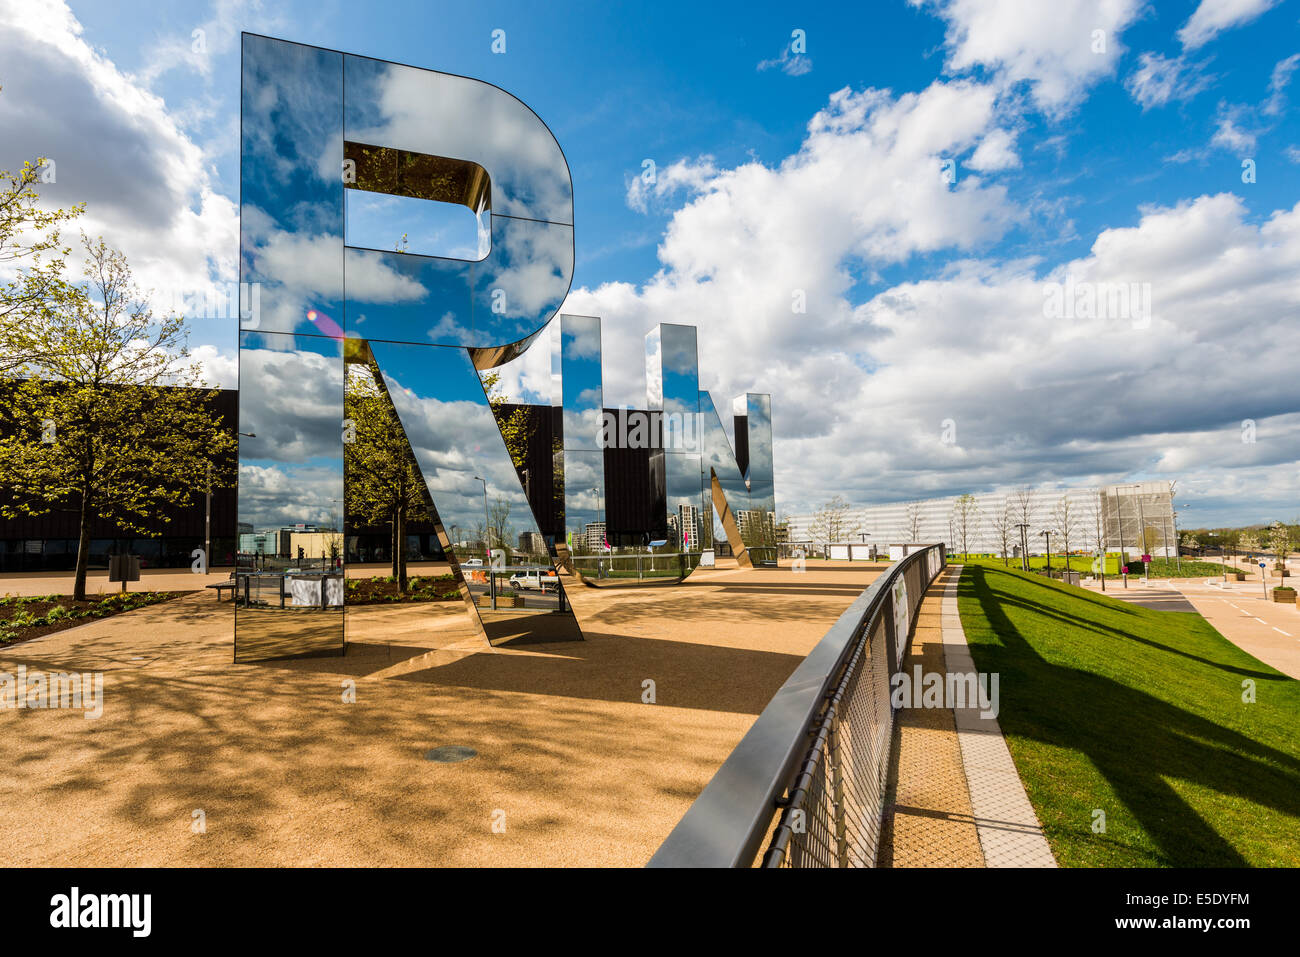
[0, 592, 184, 646]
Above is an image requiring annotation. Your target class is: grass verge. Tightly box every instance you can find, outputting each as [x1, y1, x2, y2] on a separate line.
[958, 560, 1300, 866]
[966, 555, 1252, 578]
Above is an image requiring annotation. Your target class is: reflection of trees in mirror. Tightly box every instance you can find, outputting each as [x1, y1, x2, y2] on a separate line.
[488, 496, 513, 553]
[0, 233, 235, 601]
[480, 370, 529, 469]
[344, 364, 428, 593]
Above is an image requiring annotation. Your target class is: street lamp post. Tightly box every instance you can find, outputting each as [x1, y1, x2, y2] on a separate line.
[1041, 530, 1052, 578]
[473, 475, 493, 610]
[1014, 523, 1031, 572]
[1173, 501, 1190, 576]
[1114, 486, 1132, 588]
[1135, 492, 1149, 580]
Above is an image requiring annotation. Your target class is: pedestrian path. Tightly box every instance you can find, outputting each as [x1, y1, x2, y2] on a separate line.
[880, 566, 1055, 868]
[939, 570, 1056, 867]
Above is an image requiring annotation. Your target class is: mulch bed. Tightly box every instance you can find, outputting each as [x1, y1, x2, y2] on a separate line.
[0, 592, 186, 647]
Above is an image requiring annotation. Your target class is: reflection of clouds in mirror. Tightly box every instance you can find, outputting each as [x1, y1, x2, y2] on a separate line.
[238, 462, 342, 531]
[238, 343, 342, 465]
[427, 311, 475, 346]
[345, 57, 572, 224]
[250, 227, 426, 303]
[345, 189, 483, 261]
[644, 329, 663, 409]
[380, 367, 546, 544]
[659, 324, 699, 373]
[563, 450, 605, 536]
[478, 217, 573, 322]
[242, 41, 341, 192]
[561, 317, 601, 359]
[562, 407, 602, 450]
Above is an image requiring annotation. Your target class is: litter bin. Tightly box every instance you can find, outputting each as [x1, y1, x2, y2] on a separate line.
[108, 554, 141, 592]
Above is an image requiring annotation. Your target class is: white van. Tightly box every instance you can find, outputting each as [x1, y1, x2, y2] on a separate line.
[509, 568, 559, 592]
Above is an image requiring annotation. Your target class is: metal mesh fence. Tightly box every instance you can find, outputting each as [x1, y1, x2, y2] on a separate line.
[763, 547, 940, 867]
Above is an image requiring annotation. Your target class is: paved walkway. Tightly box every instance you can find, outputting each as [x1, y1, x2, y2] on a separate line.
[879, 568, 984, 866]
[0, 560, 879, 867]
[1080, 575, 1300, 680]
[881, 566, 1055, 868]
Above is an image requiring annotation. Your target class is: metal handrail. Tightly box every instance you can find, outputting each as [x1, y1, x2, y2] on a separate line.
[646, 543, 947, 868]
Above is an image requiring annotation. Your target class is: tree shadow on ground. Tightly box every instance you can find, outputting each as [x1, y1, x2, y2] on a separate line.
[962, 565, 1300, 866]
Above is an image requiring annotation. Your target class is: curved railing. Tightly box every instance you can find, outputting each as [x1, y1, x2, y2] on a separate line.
[646, 543, 947, 868]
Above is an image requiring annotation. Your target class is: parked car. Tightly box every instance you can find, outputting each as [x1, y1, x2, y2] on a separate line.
[460, 558, 484, 568]
[509, 568, 559, 592]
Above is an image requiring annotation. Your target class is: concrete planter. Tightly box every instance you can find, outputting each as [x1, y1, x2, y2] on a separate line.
[1229, 572, 1246, 581]
[478, 594, 523, 609]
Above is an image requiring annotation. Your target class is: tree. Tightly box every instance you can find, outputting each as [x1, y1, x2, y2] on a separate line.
[1011, 485, 1036, 571]
[0, 235, 234, 600]
[989, 496, 1015, 566]
[1049, 495, 1079, 572]
[1240, 533, 1262, 559]
[480, 369, 530, 470]
[344, 363, 427, 592]
[904, 501, 923, 542]
[806, 495, 860, 545]
[488, 495, 513, 553]
[1088, 491, 1107, 589]
[950, 493, 979, 560]
[0, 145, 85, 376]
[1268, 521, 1292, 571]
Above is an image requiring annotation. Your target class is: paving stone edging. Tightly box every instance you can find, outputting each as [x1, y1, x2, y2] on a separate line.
[940, 567, 1057, 868]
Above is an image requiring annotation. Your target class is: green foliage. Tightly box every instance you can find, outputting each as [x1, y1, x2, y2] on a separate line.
[0, 591, 177, 643]
[480, 369, 530, 470]
[343, 363, 427, 592]
[0, 235, 235, 599]
[0, 150, 85, 377]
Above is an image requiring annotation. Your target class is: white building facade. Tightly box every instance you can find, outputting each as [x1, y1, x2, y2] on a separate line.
[787, 481, 1178, 557]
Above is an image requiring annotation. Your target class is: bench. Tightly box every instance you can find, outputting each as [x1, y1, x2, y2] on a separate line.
[207, 578, 237, 601]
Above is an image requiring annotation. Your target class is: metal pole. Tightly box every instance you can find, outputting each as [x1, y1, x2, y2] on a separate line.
[1135, 490, 1148, 578]
[1115, 488, 1128, 588]
[474, 476, 494, 610]
[205, 460, 212, 575]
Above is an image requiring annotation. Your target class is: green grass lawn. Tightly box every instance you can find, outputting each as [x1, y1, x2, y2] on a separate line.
[962, 554, 1252, 578]
[958, 560, 1300, 867]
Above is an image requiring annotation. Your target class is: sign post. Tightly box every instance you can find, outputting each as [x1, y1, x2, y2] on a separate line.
[1261, 561, 1268, 599]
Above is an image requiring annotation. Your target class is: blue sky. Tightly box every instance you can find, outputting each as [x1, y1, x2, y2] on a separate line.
[62, 0, 1300, 290]
[2, 0, 1298, 527]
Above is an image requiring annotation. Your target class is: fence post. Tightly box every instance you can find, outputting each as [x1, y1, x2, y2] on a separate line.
[829, 708, 848, 867]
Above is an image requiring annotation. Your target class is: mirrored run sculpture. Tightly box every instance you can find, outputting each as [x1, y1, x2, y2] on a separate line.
[238, 33, 579, 658]
[237, 34, 775, 658]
